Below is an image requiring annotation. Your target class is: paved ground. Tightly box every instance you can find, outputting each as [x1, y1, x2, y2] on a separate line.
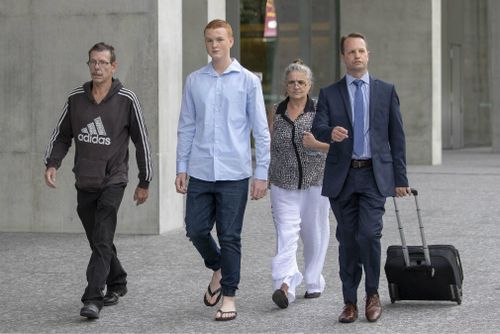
[1, 147, 499, 333]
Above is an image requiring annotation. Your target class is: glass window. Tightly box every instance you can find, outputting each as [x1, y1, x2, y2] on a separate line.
[240, 0, 340, 113]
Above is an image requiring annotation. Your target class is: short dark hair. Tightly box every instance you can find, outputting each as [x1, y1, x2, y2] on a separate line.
[88, 42, 116, 63]
[340, 32, 367, 55]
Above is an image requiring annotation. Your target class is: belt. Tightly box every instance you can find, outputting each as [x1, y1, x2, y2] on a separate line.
[351, 159, 372, 168]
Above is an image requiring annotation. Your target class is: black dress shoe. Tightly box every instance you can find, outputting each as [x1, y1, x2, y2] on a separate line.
[80, 302, 100, 319]
[103, 286, 128, 306]
[304, 291, 321, 299]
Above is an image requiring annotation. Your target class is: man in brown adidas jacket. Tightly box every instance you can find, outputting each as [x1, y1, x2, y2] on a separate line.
[43, 42, 153, 320]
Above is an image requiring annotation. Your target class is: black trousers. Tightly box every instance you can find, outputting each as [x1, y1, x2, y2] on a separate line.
[77, 184, 127, 308]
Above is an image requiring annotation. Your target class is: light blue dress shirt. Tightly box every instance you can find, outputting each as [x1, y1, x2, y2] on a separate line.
[346, 73, 371, 159]
[176, 59, 271, 182]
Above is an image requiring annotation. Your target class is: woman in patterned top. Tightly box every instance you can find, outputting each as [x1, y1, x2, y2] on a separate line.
[269, 59, 331, 309]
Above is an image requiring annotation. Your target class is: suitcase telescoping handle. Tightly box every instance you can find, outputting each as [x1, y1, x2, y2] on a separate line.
[392, 188, 432, 267]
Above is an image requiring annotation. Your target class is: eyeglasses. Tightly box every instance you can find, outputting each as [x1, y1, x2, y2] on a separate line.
[287, 80, 308, 87]
[86, 60, 111, 67]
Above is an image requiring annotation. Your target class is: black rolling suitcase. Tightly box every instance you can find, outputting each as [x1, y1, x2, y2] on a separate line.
[384, 189, 463, 304]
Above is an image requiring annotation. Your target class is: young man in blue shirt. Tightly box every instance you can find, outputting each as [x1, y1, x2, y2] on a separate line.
[175, 19, 270, 321]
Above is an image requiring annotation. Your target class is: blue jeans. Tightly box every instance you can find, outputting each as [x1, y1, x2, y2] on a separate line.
[185, 177, 249, 297]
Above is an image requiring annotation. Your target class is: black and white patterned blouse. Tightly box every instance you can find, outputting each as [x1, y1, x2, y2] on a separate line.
[269, 96, 327, 190]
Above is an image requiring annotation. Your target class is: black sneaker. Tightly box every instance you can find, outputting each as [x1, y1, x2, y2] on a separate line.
[80, 302, 100, 319]
[103, 286, 128, 306]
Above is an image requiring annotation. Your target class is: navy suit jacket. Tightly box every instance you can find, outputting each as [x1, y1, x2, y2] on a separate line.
[312, 76, 409, 198]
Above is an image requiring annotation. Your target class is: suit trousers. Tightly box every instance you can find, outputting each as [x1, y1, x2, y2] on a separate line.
[184, 177, 249, 297]
[329, 166, 386, 305]
[77, 184, 127, 308]
[271, 184, 330, 303]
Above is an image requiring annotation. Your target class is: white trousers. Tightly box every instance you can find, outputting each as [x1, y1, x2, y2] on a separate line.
[271, 184, 330, 303]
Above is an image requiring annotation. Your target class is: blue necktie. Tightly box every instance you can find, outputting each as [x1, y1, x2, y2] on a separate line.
[353, 79, 365, 157]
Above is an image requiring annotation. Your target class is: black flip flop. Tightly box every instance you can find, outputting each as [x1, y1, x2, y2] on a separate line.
[215, 309, 237, 321]
[272, 289, 289, 309]
[203, 285, 222, 307]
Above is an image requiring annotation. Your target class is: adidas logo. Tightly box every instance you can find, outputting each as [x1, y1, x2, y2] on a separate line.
[77, 117, 111, 146]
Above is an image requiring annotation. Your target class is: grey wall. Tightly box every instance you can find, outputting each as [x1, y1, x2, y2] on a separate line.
[339, 0, 441, 164]
[182, 0, 208, 80]
[0, 0, 226, 234]
[441, 0, 463, 149]
[0, 0, 159, 233]
[226, 0, 240, 60]
[488, 0, 500, 152]
[442, 0, 494, 149]
[462, 0, 490, 147]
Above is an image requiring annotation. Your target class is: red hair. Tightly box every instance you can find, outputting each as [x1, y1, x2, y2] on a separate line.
[204, 19, 233, 37]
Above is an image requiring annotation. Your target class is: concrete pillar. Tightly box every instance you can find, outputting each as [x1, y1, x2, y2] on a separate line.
[339, 0, 442, 164]
[207, 0, 226, 22]
[488, 0, 500, 152]
[0, 0, 224, 234]
[158, 0, 184, 233]
[431, 0, 442, 164]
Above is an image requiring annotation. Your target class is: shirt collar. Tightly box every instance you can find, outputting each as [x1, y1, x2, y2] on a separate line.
[276, 95, 315, 115]
[201, 58, 242, 76]
[346, 72, 370, 86]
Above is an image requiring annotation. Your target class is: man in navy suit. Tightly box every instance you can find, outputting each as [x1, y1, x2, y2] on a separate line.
[312, 32, 411, 323]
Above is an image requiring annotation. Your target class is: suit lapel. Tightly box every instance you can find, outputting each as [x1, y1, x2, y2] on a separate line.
[339, 77, 353, 126]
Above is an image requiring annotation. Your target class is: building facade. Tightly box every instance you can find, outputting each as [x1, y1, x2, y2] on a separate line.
[0, 0, 498, 234]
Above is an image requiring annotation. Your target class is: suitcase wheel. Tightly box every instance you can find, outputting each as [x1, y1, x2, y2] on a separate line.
[451, 285, 462, 305]
[388, 283, 399, 304]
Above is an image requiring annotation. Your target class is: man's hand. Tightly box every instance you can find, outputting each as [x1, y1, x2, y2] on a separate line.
[331, 126, 349, 142]
[45, 167, 57, 188]
[250, 179, 267, 200]
[395, 186, 411, 197]
[134, 187, 149, 205]
[175, 173, 188, 194]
